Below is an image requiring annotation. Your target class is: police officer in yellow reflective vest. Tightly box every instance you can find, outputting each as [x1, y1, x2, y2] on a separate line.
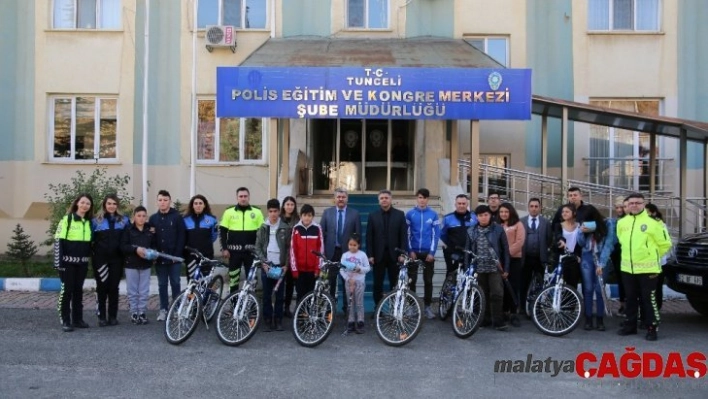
[220, 187, 264, 293]
[616, 193, 672, 341]
[54, 194, 94, 332]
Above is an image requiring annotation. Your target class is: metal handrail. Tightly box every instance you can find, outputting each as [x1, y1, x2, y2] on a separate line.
[457, 159, 707, 238]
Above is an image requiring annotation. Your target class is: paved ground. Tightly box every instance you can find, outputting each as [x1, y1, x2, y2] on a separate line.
[1, 291, 706, 399]
[0, 290, 698, 314]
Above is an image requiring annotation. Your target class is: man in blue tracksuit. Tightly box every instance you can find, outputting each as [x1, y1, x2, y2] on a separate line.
[406, 188, 441, 320]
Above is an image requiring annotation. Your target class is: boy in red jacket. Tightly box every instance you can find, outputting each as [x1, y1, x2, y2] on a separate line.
[290, 204, 324, 299]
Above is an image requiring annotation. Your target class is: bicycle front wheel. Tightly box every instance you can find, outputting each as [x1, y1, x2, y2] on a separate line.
[531, 284, 583, 337]
[215, 290, 260, 346]
[203, 275, 224, 323]
[292, 292, 335, 347]
[375, 290, 422, 347]
[438, 273, 455, 320]
[164, 290, 202, 345]
[451, 284, 485, 339]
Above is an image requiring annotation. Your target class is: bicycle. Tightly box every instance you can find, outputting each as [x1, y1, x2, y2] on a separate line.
[164, 246, 225, 345]
[530, 251, 583, 336]
[449, 247, 486, 338]
[374, 248, 425, 347]
[525, 263, 553, 318]
[214, 249, 267, 346]
[292, 251, 343, 347]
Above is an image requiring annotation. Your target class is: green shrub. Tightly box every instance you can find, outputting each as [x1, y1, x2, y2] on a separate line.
[43, 167, 135, 246]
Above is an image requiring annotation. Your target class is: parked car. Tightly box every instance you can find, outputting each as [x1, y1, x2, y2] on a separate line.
[663, 232, 708, 317]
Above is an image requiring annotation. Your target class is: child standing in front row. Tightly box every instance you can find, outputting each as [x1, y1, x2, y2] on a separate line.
[121, 206, 155, 325]
[340, 233, 371, 334]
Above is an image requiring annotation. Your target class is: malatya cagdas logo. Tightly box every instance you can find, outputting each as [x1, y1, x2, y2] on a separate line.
[494, 348, 707, 379]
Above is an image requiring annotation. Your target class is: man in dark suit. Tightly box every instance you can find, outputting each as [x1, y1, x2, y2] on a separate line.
[520, 197, 552, 316]
[320, 188, 361, 312]
[366, 190, 407, 308]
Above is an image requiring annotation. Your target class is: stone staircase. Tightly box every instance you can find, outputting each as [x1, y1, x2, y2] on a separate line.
[296, 194, 447, 313]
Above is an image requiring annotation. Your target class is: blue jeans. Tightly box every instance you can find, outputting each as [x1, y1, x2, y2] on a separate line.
[156, 263, 182, 311]
[261, 267, 284, 321]
[580, 252, 604, 318]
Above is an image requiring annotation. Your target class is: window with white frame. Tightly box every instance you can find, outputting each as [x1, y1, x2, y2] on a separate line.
[198, 0, 267, 29]
[588, 99, 663, 190]
[197, 99, 266, 163]
[468, 37, 509, 67]
[588, 0, 660, 31]
[347, 0, 389, 29]
[53, 0, 121, 29]
[50, 96, 118, 161]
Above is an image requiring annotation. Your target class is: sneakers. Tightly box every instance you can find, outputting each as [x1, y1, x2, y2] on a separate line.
[108, 318, 119, 326]
[646, 325, 658, 341]
[131, 313, 140, 325]
[510, 314, 521, 328]
[157, 309, 167, 322]
[584, 316, 593, 331]
[347, 322, 356, 333]
[617, 324, 637, 336]
[424, 306, 436, 320]
[356, 321, 365, 334]
[98, 318, 108, 327]
[138, 313, 149, 325]
[61, 321, 74, 332]
[73, 320, 90, 329]
[596, 317, 605, 331]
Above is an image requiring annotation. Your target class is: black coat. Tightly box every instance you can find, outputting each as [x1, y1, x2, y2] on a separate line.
[121, 223, 156, 270]
[366, 207, 408, 263]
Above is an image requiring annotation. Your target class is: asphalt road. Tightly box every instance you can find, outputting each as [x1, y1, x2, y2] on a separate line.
[1, 303, 706, 399]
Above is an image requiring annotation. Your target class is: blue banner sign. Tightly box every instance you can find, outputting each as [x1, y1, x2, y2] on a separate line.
[217, 67, 532, 120]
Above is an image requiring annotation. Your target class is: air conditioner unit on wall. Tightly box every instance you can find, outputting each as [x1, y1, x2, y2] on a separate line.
[205, 25, 236, 53]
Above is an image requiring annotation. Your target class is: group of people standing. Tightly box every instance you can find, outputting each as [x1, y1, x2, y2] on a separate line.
[52, 185, 672, 341]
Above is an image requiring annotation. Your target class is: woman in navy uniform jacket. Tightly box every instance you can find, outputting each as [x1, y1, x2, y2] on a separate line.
[91, 194, 130, 326]
[183, 195, 219, 280]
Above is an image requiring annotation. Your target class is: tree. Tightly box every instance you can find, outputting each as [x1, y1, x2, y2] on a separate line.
[43, 167, 135, 246]
[6, 224, 38, 277]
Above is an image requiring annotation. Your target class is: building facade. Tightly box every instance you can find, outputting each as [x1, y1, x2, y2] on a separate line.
[0, 0, 706, 249]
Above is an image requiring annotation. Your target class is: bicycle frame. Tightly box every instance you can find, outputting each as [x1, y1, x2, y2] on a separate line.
[547, 253, 573, 313]
[454, 248, 483, 314]
[390, 252, 422, 320]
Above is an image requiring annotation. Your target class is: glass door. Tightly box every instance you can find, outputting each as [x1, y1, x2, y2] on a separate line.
[311, 119, 414, 193]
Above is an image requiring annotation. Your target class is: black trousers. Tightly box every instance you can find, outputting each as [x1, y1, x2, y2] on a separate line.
[58, 264, 88, 324]
[296, 272, 316, 300]
[477, 272, 504, 325]
[502, 258, 523, 314]
[521, 255, 544, 314]
[373, 255, 399, 306]
[408, 251, 435, 306]
[228, 251, 253, 293]
[328, 247, 346, 311]
[93, 259, 122, 320]
[561, 256, 580, 290]
[443, 248, 462, 274]
[622, 272, 660, 328]
[610, 250, 626, 302]
[284, 267, 295, 312]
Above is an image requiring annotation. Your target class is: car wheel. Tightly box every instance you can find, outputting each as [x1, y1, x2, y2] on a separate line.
[687, 295, 708, 317]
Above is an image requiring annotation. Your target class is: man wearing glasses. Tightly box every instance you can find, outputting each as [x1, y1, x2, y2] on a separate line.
[616, 193, 672, 341]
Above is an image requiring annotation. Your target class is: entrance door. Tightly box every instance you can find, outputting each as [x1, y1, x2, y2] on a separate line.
[311, 119, 414, 193]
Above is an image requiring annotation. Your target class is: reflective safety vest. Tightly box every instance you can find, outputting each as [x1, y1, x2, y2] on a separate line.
[616, 210, 672, 274]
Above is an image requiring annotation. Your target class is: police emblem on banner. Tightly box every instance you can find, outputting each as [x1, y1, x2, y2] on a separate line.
[488, 72, 502, 91]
